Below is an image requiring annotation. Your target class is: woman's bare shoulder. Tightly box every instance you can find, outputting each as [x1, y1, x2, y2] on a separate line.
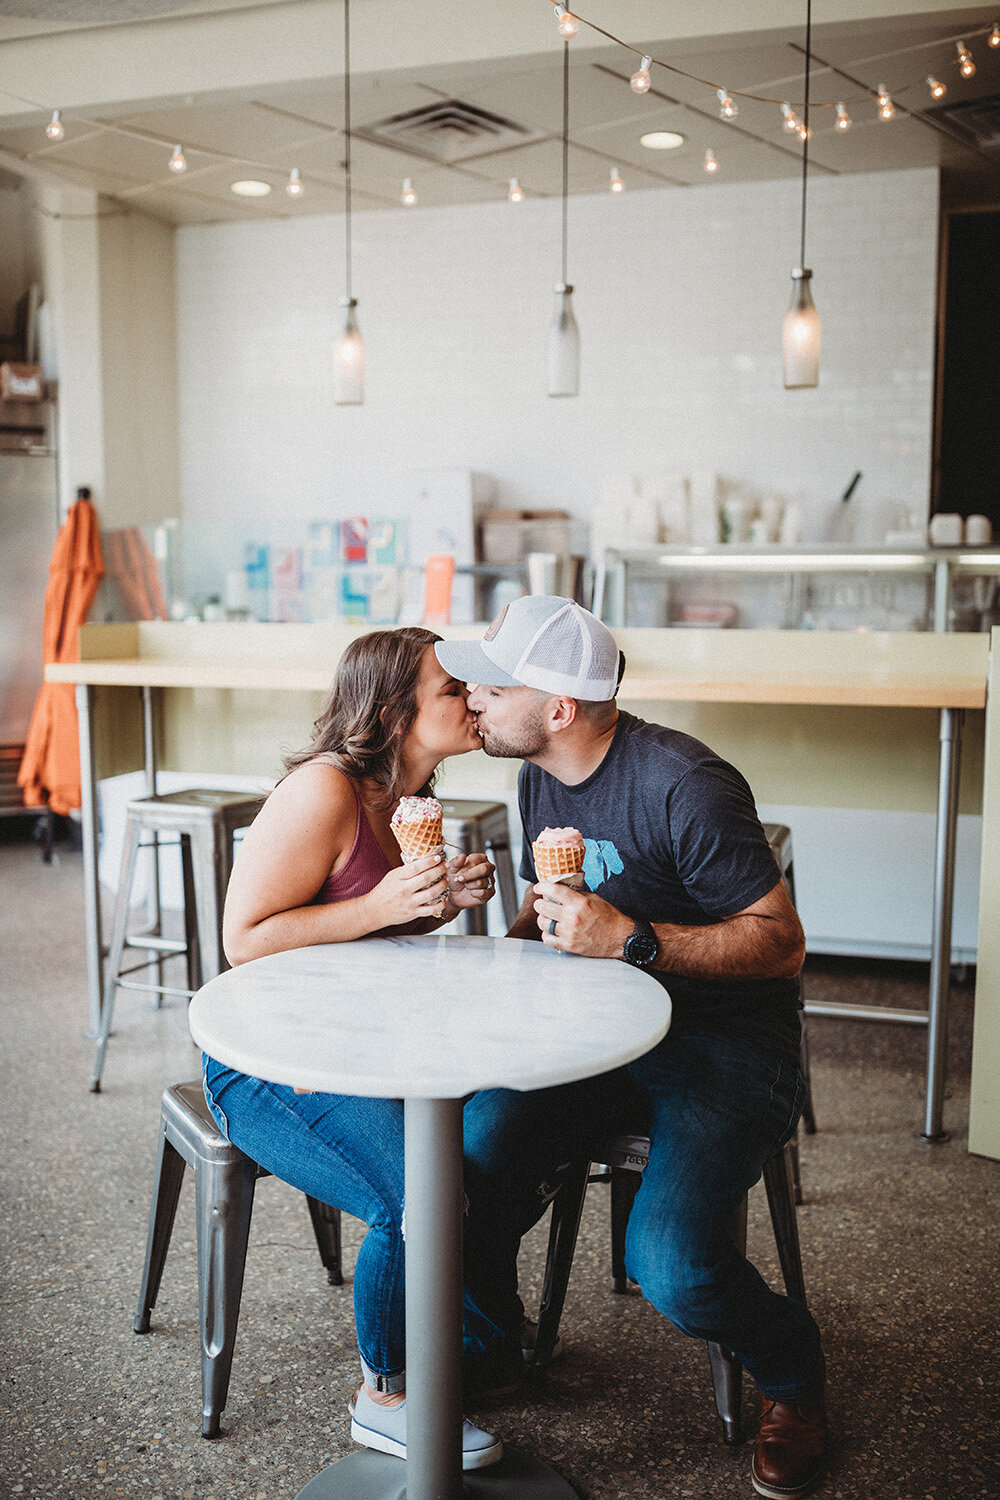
[261, 759, 358, 825]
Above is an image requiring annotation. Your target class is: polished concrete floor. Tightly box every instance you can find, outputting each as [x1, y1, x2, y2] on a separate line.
[1, 836, 998, 1499]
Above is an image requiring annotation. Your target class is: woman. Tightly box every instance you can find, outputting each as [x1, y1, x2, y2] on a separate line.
[203, 627, 502, 1469]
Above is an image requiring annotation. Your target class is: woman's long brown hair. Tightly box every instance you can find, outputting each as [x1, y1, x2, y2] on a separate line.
[283, 627, 442, 804]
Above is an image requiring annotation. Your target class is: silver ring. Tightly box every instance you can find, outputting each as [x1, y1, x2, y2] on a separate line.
[548, 918, 557, 936]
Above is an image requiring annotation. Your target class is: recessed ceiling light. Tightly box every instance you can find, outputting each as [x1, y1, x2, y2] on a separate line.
[231, 180, 271, 197]
[640, 130, 685, 150]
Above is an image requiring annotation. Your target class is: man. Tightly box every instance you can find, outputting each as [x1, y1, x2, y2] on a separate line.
[437, 595, 826, 1500]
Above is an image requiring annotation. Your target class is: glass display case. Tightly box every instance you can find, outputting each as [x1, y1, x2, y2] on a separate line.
[594, 546, 1000, 632]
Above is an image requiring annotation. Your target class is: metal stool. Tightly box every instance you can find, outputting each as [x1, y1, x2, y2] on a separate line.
[440, 799, 518, 934]
[90, 789, 263, 1092]
[531, 1136, 806, 1445]
[135, 1081, 343, 1438]
[762, 822, 817, 1152]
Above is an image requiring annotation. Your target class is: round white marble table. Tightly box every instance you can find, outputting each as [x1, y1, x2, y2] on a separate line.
[188, 934, 670, 1500]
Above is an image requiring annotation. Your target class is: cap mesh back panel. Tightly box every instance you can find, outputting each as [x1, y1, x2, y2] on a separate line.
[522, 609, 587, 683]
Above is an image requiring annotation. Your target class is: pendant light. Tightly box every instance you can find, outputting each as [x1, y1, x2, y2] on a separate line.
[548, 40, 579, 398]
[334, 0, 364, 405]
[782, 0, 820, 389]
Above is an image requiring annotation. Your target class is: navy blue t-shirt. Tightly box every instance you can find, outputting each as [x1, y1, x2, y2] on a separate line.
[518, 711, 802, 1061]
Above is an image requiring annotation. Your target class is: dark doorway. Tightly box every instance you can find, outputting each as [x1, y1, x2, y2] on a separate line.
[934, 207, 1000, 527]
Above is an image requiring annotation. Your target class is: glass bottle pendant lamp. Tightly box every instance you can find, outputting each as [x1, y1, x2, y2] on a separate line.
[334, 296, 364, 405]
[548, 41, 579, 397]
[782, 269, 820, 389]
[782, 0, 819, 389]
[548, 283, 580, 397]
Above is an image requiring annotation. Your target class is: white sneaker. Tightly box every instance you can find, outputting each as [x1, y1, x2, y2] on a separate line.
[349, 1386, 503, 1470]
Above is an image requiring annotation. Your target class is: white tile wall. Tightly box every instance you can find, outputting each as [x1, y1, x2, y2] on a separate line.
[175, 167, 938, 546]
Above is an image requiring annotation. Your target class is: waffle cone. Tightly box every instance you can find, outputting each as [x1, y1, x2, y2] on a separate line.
[393, 816, 445, 862]
[533, 841, 585, 880]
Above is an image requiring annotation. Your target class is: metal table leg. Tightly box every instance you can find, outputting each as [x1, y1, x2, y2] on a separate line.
[141, 685, 166, 1003]
[295, 1095, 577, 1499]
[77, 683, 104, 1038]
[922, 706, 963, 1142]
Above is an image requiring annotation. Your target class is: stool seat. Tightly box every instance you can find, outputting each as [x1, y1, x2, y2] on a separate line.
[135, 1081, 343, 1438]
[439, 798, 517, 935]
[90, 788, 263, 1093]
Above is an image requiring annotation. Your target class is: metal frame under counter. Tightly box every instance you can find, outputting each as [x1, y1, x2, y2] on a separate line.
[595, 546, 1000, 633]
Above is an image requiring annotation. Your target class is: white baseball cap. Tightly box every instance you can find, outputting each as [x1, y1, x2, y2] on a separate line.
[435, 595, 621, 701]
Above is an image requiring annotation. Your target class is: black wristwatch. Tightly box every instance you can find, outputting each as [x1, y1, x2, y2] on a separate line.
[622, 917, 658, 969]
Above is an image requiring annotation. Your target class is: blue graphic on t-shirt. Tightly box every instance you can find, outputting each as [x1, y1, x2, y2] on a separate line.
[583, 838, 624, 890]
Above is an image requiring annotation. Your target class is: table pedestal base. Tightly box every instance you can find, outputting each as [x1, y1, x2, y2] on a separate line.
[294, 1445, 578, 1499]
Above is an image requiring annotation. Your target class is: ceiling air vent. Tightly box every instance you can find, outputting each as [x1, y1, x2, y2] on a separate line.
[352, 99, 544, 164]
[933, 94, 1000, 151]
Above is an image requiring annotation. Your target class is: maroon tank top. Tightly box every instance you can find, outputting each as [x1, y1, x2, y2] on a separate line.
[306, 757, 422, 938]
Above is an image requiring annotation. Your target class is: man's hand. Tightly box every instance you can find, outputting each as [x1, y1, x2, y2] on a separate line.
[533, 880, 632, 959]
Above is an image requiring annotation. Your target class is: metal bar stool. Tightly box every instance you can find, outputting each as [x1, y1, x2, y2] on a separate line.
[135, 1081, 343, 1438]
[762, 822, 816, 1144]
[531, 1135, 806, 1445]
[440, 799, 518, 934]
[90, 789, 263, 1093]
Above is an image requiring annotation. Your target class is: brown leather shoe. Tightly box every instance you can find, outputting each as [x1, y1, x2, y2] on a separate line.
[751, 1383, 826, 1499]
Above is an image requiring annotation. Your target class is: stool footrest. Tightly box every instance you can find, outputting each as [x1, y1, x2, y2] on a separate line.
[122, 935, 189, 955]
[116, 978, 195, 1000]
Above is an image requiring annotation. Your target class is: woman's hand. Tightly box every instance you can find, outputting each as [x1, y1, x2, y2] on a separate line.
[366, 852, 452, 929]
[444, 851, 496, 912]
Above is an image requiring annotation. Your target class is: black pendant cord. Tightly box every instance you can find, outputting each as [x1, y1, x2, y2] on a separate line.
[800, 0, 811, 269]
[561, 39, 569, 285]
[344, 0, 352, 301]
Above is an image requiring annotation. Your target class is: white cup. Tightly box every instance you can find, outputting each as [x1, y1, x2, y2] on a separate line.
[526, 552, 559, 595]
[928, 513, 963, 547]
[964, 514, 993, 547]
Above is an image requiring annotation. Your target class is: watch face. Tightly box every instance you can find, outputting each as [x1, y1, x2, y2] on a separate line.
[624, 923, 658, 967]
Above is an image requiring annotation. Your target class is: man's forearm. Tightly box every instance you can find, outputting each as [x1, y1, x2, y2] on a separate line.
[649, 911, 803, 981]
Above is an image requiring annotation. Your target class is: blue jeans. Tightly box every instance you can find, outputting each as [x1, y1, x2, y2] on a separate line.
[461, 1030, 824, 1400]
[202, 1057, 509, 1392]
[203, 1055, 407, 1390]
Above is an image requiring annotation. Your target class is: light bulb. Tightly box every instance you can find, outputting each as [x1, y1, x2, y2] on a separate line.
[609, 166, 624, 192]
[401, 177, 417, 206]
[717, 88, 738, 120]
[508, 177, 524, 202]
[45, 110, 64, 142]
[990, 24, 1000, 47]
[548, 283, 579, 398]
[781, 102, 799, 134]
[287, 168, 304, 197]
[957, 42, 975, 78]
[630, 56, 652, 94]
[835, 102, 852, 131]
[782, 269, 820, 390]
[334, 297, 364, 405]
[704, 149, 718, 173]
[877, 86, 895, 122]
[554, 6, 579, 40]
[169, 144, 187, 173]
[927, 76, 946, 100]
[797, 122, 812, 141]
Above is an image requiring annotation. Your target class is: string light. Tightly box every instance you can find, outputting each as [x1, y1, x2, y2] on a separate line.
[45, 109, 64, 141]
[927, 76, 946, 100]
[168, 144, 187, 173]
[835, 102, 852, 130]
[991, 24, 1000, 47]
[781, 102, 799, 134]
[797, 121, 812, 141]
[508, 176, 524, 202]
[553, 5, 579, 40]
[877, 85, 895, 122]
[630, 55, 652, 93]
[609, 166, 624, 192]
[401, 177, 417, 206]
[717, 88, 738, 119]
[704, 149, 718, 173]
[286, 167, 304, 197]
[957, 42, 975, 78]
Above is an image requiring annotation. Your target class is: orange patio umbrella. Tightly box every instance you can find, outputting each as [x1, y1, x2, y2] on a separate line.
[18, 493, 105, 817]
